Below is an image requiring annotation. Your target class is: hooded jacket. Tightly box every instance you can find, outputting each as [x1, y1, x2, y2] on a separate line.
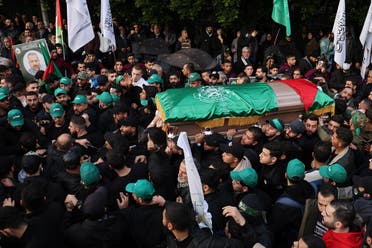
[322, 228, 363, 248]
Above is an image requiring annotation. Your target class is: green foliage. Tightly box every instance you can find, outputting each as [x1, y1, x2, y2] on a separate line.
[169, 0, 204, 21]
[134, 0, 172, 24]
[212, 0, 240, 28]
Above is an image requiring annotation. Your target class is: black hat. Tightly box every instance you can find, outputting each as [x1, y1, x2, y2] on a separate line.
[204, 133, 225, 147]
[209, 71, 219, 79]
[113, 104, 129, 115]
[97, 75, 108, 85]
[220, 142, 244, 160]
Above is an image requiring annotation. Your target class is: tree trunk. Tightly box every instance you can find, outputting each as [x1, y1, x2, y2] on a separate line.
[40, 0, 49, 28]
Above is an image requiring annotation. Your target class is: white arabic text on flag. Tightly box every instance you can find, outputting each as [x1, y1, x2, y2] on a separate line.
[100, 0, 116, 52]
[177, 132, 213, 231]
[66, 0, 94, 52]
[360, 1, 372, 79]
[332, 0, 346, 67]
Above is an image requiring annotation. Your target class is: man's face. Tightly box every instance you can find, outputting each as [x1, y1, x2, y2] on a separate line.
[328, 120, 340, 134]
[189, 81, 201, 88]
[182, 65, 190, 76]
[68, 122, 78, 135]
[206, 26, 213, 34]
[0, 97, 10, 110]
[127, 56, 135, 65]
[340, 88, 353, 100]
[232, 180, 244, 193]
[201, 72, 210, 83]
[26, 95, 38, 110]
[331, 132, 343, 148]
[56, 94, 69, 106]
[244, 66, 254, 76]
[222, 63, 232, 73]
[145, 61, 154, 70]
[241, 130, 255, 146]
[222, 152, 236, 166]
[242, 48, 250, 59]
[169, 75, 180, 86]
[73, 103, 87, 115]
[28, 54, 41, 71]
[120, 125, 135, 136]
[108, 72, 116, 83]
[270, 67, 279, 76]
[131, 68, 142, 82]
[178, 161, 187, 183]
[317, 192, 335, 213]
[53, 115, 65, 127]
[305, 119, 318, 135]
[26, 82, 39, 94]
[264, 124, 279, 139]
[259, 148, 274, 165]
[255, 68, 264, 78]
[77, 63, 85, 72]
[3, 38, 10, 49]
[114, 62, 123, 72]
[285, 127, 298, 139]
[77, 78, 88, 88]
[287, 57, 296, 66]
[321, 204, 336, 229]
[293, 70, 302, 79]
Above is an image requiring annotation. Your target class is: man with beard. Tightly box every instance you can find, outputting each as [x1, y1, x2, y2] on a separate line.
[255, 66, 268, 82]
[44, 103, 69, 141]
[284, 119, 306, 159]
[302, 114, 321, 168]
[96, 91, 114, 134]
[24, 91, 42, 120]
[262, 118, 284, 142]
[68, 115, 104, 157]
[71, 94, 97, 125]
[54, 87, 70, 109]
[321, 200, 363, 248]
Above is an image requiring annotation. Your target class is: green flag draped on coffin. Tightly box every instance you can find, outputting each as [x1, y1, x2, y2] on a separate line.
[156, 83, 278, 123]
[156, 80, 334, 128]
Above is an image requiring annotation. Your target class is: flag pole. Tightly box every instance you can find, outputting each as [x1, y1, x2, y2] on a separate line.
[274, 27, 281, 45]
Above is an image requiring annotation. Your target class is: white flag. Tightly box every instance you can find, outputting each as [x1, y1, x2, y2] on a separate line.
[332, 0, 346, 67]
[360, 1, 372, 79]
[66, 0, 95, 52]
[100, 0, 116, 52]
[177, 132, 213, 232]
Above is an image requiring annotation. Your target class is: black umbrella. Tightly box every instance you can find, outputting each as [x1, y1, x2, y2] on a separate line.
[137, 38, 170, 55]
[158, 48, 217, 71]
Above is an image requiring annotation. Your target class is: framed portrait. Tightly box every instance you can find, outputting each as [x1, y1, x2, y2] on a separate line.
[13, 39, 49, 81]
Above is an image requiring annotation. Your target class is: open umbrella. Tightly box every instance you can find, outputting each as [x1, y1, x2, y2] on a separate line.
[137, 38, 170, 55]
[158, 48, 217, 71]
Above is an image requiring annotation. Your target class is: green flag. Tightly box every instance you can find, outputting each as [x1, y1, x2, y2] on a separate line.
[272, 0, 291, 36]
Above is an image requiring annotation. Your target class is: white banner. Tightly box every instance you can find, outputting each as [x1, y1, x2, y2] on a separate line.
[100, 0, 116, 52]
[332, 0, 346, 67]
[66, 0, 95, 52]
[360, 1, 372, 78]
[177, 132, 213, 231]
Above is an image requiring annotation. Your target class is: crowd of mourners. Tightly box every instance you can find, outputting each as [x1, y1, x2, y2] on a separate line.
[0, 12, 372, 248]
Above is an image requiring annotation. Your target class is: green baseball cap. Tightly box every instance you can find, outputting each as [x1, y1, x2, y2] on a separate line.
[230, 168, 258, 188]
[115, 75, 123, 85]
[54, 87, 67, 97]
[80, 162, 100, 186]
[7, 109, 24, 127]
[0, 92, 8, 101]
[59, 77, 71, 85]
[189, 72, 201, 82]
[0, 87, 10, 95]
[286, 159, 305, 181]
[72, 95, 88, 104]
[147, 74, 163, 84]
[126, 179, 155, 200]
[319, 163, 347, 184]
[111, 94, 119, 103]
[96, 91, 113, 106]
[49, 103, 64, 118]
